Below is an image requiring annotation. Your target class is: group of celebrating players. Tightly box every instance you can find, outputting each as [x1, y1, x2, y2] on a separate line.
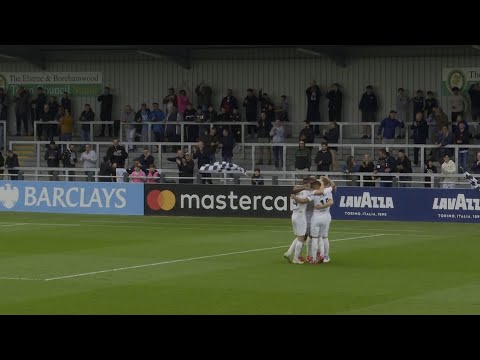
[284, 176, 335, 265]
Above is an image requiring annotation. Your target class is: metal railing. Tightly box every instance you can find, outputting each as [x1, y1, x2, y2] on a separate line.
[7, 139, 480, 174]
[0, 166, 474, 189]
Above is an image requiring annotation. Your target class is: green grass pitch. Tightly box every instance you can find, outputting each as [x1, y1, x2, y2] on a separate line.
[0, 212, 479, 314]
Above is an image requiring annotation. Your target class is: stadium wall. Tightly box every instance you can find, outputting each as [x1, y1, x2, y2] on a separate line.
[2, 49, 480, 137]
[144, 184, 480, 223]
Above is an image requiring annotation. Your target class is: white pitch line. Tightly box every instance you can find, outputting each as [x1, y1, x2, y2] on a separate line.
[0, 277, 43, 281]
[0, 223, 27, 228]
[43, 234, 385, 281]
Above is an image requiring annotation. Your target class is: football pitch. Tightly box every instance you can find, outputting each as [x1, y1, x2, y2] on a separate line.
[0, 212, 479, 314]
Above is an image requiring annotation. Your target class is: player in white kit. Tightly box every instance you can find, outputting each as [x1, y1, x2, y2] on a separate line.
[283, 179, 319, 264]
[289, 177, 335, 264]
[309, 177, 334, 263]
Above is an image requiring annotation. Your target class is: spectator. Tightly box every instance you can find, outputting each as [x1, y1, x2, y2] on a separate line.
[275, 95, 289, 123]
[424, 159, 438, 188]
[38, 104, 55, 142]
[5, 150, 19, 180]
[59, 108, 74, 143]
[429, 106, 449, 159]
[138, 148, 154, 174]
[412, 90, 425, 120]
[220, 89, 238, 114]
[79, 104, 95, 143]
[396, 88, 409, 139]
[410, 111, 429, 166]
[256, 112, 272, 166]
[230, 108, 241, 145]
[61, 144, 77, 181]
[48, 96, 59, 120]
[425, 91, 438, 118]
[120, 105, 137, 151]
[61, 91, 72, 113]
[177, 84, 191, 115]
[454, 121, 470, 171]
[454, 114, 469, 133]
[244, 89, 259, 136]
[359, 85, 379, 139]
[396, 149, 412, 187]
[150, 102, 166, 142]
[15, 86, 30, 136]
[179, 153, 195, 184]
[259, 89, 274, 114]
[99, 156, 113, 182]
[251, 168, 264, 185]
[323, 121, 339, 171]
[270, 119, 286, 170]
[80, 144, 97, 181]
[306, 80, 321, 135]
[167, 149, 185, 181]
[163, 88, 178, 113]
[195, 81, 212, 111]
[220, 128, 235, 163]
[30, 87, 46, 134]
[431, 106, 449, 134]
[205, 104, 217, 124]
[314, 142, 332, 172]
[146, 164, 161, 184]
[164, 106, 181, 150]
[436, 125, 453, 163]
[202, 127, 220, 163]
[378, 110, 404, 144]
[136, 103, 151, 143]
[44, 141, 61, 180]
[441, 154, 457, 189]
[341, 156, 360, 186]
[195, 106, 209, 139]
[326, 83, 342, 122]
[106, 139, 128, 182]
[299, 120, 315, 150]
[295, 140, 311, 173]
[359, 153, 376, 187]
[471, 151, 480, 174]
[96, 87, 113, 137]
[126, 159, 141, 175]
[468, 83, 480, 121]
[216, 106, 229, 124]
[193, 141, 212, 184]
[184, 103, 198, 142]
[375, 149, 396, 187]
[449, 87, 467, 125]
[129, 164, 146, 183]
[55, 106, 65, 122]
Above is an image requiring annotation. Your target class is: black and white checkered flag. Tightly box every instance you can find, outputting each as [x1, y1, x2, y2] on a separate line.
[460, 167, 480, 191]
[200, 161, 248, 176]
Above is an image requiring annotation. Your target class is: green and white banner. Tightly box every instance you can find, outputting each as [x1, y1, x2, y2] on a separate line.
[0, 72, 103, 97]
[442, 68, 480, 95]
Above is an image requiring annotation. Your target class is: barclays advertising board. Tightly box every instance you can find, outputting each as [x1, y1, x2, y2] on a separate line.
[0, 181, 144, 215]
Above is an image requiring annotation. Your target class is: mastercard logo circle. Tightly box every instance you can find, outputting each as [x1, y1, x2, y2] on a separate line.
[147, 190, 176, 211]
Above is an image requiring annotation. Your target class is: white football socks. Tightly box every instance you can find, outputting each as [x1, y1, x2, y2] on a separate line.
[324, 237, 330, 257]
[306, 238, 312, 257]
[319, 238, 325, 257]
[311, 237, 319, 261]
[293, 240, 304, 261]
[286, 238, 297, 257]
